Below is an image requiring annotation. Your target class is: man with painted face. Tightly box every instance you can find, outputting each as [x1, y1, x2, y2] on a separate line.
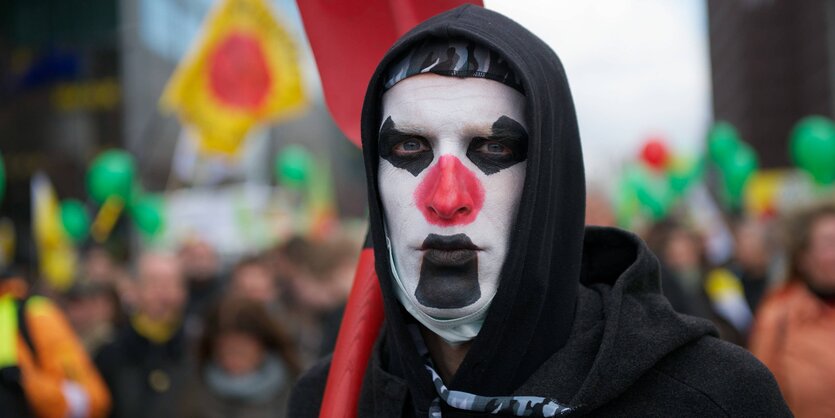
[290, 5, 790, 417]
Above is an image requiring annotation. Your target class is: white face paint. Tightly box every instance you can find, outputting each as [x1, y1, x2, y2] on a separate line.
[378, 74, 527, 322]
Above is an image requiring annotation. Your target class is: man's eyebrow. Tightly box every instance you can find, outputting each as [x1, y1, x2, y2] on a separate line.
[378, 117, 427, 147]
[489, 115, 528, 141]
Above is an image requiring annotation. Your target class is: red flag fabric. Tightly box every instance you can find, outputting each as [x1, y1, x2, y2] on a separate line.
[297, 0, 483, 147]
[297, 3, 483, 417]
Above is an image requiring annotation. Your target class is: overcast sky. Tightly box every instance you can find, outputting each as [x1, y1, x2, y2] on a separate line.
[484, 0, 712, 186]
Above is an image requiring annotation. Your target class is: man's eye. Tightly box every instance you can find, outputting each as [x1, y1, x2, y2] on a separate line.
[477, 141, 511, 157]
[393, 139, 429, 155]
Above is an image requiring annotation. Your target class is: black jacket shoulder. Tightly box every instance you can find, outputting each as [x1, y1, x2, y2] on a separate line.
[651, 335, 789, 417]
[287, 356, 330, 418]
[577, 335, 791, 418]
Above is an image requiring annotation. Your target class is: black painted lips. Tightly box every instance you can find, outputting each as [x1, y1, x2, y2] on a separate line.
[421, 234, 479, 266]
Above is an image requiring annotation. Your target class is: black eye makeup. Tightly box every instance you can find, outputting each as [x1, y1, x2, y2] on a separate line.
[467, 115, 528, 175]
[379, 116, 434, 176]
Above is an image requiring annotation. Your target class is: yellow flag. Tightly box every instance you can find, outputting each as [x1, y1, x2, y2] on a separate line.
[31, 173, 77, 291]
[161, 0, 306, 156]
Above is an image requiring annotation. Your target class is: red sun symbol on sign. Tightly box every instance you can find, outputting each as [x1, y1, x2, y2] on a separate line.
[208, 32, 273, 110]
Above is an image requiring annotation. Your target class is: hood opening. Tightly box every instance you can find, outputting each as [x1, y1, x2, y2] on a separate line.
[361, 4, 586, 412]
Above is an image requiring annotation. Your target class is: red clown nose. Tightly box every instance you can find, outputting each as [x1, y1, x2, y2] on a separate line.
[415, 155, 484, 226]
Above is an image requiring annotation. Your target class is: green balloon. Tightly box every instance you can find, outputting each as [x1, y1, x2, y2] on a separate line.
[127, 181, 143, 207]
[0, 150, 5, 204]
[275, 145, 312, 187]
[60, 199, 90, 242]
[708, 122, 741, 166]
[130, 194, 165, 237]
[629, 165, 674, 220]
[668, 157, 705, 195]
[722, 144, 758, 207]
[87, 150, 136, 204]
[614, 177, 640, 228]
[790, 116, 835, 185]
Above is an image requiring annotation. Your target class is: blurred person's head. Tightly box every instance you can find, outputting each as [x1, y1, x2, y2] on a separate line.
[265, 235, 308, 305]
[198, 297, 301, 378]
[65, 281, 111, 330]
[646, 219, 706, 275]
[64, 280, 121, 351]
[786, 202, 835, 297]
[135, 252, 186, 323]
[178, 237, 221, 284]
[113, 267, 138, 311]
[230, 256, 278, 306]
[733, 217, 772, 277]
[81, 246, 117, 285]
[287, 236, 360, 313]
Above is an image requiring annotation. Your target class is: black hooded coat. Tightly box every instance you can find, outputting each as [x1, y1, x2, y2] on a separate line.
[290, 5, 790, 417]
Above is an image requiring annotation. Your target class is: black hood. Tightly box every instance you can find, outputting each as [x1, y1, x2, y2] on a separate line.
[360, 4, 585, 411]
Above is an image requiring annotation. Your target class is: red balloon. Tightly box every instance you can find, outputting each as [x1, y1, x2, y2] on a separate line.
[641, 138, 669, 171]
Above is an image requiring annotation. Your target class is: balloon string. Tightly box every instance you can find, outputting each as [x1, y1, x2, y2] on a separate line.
[91, 196, 124, 243]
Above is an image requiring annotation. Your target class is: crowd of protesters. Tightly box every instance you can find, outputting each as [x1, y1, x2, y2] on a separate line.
[1, 196, 834, 417]
[0, 230, 360, 418]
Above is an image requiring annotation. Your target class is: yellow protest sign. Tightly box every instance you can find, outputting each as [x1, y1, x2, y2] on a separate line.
[161, 0, 306, 156]
[32, 173, 77, 291]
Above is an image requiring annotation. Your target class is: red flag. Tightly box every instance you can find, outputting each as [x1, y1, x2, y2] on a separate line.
[297, 0, 483, 147]
[297, 3, 483, 417]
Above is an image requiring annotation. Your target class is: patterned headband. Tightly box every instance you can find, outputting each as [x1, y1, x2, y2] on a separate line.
[383, 38, 524, 93]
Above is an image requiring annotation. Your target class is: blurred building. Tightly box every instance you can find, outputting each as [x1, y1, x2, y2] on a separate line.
[708, 0, 835, 168]
[0, 0, 368, 268]
[0, 0, 121, 264]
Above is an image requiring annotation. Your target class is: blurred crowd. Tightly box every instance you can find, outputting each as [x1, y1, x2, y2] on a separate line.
[3, 196, 835, 417]
[1, 231, 360, 418]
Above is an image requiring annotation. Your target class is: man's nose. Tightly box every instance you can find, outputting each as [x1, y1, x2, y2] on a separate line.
[415, 155, 483, 226]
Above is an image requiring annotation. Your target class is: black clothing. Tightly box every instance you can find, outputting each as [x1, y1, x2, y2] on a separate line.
[728, 263, 769, 312]
[290, 228, 790, 417]
[291, 4, 789, 417]
[95, 323, 190, 418]
[183, 276, 223, 343]
[318, 304, 345, 357]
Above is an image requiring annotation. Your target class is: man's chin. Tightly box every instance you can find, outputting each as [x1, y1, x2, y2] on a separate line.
[418, 302, 484, 320]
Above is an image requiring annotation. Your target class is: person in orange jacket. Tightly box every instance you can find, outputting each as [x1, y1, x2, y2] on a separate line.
[750, 202, 835, 418]
[0, 271, 111, 418]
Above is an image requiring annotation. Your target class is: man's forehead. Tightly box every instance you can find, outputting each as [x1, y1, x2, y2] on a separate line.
[379, 74, 527, 132]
